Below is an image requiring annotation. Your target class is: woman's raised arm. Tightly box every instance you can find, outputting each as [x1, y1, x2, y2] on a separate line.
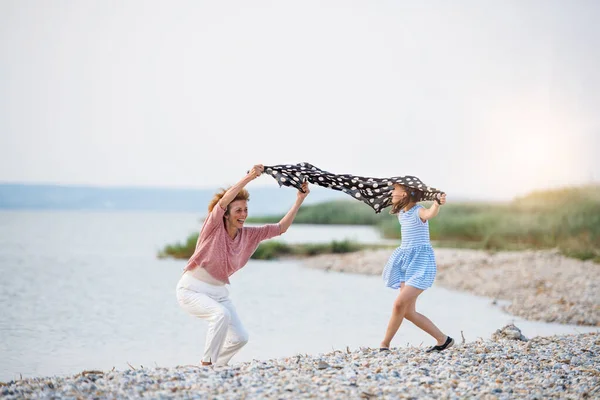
[278, 181, 310, 234]
[218, 164, 264, 210]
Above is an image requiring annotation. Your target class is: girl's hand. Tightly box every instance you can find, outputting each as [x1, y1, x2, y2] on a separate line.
[420, 193, 446, 221]
[248, 164, 264, 180]
[437, 193, 446, 205]
[298, 181, 310, 200]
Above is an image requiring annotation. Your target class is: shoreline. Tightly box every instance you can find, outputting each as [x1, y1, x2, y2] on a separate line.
[3, 328, 598, 399]
[302, 248, 600, 327]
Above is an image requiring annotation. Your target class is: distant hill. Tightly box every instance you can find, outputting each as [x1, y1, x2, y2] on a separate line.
[0, 183, 346, 216]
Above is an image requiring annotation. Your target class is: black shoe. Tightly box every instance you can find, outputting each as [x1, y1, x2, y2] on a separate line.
[379, 347, 390, 352]
[426, 336, 454, 353]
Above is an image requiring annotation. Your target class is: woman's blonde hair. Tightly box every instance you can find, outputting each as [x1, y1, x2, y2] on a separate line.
[208, 187, 250, 214]
[390, 185, 424, 214]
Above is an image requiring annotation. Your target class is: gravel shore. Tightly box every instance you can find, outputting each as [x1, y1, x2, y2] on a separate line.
[4, 250, 598, 398]
[303, 248, 600, 326]
[3, 327, 598, 399]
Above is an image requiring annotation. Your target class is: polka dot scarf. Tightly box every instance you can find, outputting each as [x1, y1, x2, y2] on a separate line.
[263, 162, 444, 213]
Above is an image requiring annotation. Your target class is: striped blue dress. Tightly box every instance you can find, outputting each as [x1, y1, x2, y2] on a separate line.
[382, 204, 437, 290]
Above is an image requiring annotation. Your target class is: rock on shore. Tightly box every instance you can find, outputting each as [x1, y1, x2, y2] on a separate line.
[303, 248, 600, 326]
[2, 329, 598, 399]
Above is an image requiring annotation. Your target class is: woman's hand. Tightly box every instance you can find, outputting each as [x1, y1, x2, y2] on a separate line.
[219, 164, 264, 210]
[247, 164, 264, 180]
[298, 181, 310, 201]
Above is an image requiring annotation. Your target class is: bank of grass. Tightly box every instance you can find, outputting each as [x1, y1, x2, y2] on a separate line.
[158, 238, 375, 261]
[250, 185, 600, 263]
[159, 185, 600, 262]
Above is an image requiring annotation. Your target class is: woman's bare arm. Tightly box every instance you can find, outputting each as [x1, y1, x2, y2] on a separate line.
[218, 164, 264, 210]
[279, 182, 310, 233]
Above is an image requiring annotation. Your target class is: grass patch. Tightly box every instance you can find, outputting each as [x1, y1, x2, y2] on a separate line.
[379, 185, 600, 262]
[159, 236, 369, 261]
[254, 239, 365, 259]
[160, 184, 600, 263]
[247, 200, 390, 225]
[157, 234, 199, 260]
[252, 185, 600, 262]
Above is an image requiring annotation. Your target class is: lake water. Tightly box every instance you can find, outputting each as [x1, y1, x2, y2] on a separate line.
[0, 211, 597, 382]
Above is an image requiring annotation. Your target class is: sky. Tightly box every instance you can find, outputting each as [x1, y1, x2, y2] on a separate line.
[1, 0, 599, 200]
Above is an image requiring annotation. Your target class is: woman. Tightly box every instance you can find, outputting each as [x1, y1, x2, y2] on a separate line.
[176, 164, 310, 366]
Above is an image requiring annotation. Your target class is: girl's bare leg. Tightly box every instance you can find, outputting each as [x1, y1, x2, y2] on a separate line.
[380, 284, 423, 348]
[404, 290, 447, 345]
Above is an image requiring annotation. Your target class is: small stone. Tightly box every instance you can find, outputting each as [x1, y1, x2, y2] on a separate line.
[317, 361, 330, 370]
[570, 356, 583, 366]
[491, 324, 528, 341]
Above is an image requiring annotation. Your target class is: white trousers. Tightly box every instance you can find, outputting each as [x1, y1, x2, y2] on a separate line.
[176, 273, 249, 366]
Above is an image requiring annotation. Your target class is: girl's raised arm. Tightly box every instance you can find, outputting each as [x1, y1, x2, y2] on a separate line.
[418, 193, 446, 222]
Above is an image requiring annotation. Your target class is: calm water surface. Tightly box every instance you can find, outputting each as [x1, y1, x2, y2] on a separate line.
[0, 211, 597, 382]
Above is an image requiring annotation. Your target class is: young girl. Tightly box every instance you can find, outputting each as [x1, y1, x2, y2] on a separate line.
[379, 184, 454, 352]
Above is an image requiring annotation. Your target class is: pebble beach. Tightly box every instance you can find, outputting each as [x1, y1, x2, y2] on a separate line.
[304, 248, 600, 326]
[3, 248, 599, 398]
[3, 326, 598, 399]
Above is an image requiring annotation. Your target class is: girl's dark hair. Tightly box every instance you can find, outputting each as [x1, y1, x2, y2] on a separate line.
[390, 185, 424, 214]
